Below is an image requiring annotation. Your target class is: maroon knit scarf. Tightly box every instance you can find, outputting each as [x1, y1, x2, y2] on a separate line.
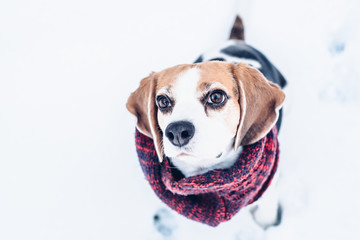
[134, 127, 279, 227]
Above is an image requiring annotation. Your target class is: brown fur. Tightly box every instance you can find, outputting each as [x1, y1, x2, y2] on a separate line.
[126, 73, 164, 160]
[232, 62, 285, 148]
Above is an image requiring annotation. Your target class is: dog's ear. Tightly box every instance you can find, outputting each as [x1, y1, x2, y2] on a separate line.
[232, 62, 285, 149]
[126, 73, 164, 161]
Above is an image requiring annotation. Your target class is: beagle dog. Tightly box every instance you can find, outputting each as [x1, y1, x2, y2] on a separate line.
[127, 16, 286, 229]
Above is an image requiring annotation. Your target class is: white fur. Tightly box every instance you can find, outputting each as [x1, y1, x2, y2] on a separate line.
[250, 171, 280, 229]
[157, 67, 240, 177]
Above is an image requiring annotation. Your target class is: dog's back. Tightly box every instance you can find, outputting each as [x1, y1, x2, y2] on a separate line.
[195, 16, 286, 88]
[194, 16, 287, 130]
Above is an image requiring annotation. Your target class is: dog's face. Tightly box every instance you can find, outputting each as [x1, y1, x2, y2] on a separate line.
[127, 61, 285, 176]
[155, 64, 240, 171]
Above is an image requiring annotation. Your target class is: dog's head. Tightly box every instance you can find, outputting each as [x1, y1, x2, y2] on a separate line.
[127, 61, 285, 173]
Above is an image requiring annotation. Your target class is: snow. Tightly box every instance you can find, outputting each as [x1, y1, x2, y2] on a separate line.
[0, 0, 359, 239]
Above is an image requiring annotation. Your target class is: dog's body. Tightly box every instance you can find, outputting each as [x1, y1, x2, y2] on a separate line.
[127, 16, 286, 229]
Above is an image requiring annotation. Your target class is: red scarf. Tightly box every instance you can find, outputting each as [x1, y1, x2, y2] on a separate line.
[134, 127, 279, 227]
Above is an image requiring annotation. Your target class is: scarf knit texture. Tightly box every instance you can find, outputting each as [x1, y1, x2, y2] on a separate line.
[135, 127, 279, 227]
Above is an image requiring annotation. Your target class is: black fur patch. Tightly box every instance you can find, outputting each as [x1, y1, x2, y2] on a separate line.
[209, 57, 226, 61]
[221, 45, 258, 60]
[193, 55, 203, 63]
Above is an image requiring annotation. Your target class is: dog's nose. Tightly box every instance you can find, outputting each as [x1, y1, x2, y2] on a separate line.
[165, 121, 195, 147]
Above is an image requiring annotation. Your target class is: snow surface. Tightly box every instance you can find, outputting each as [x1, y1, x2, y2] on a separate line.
[0, 0, 359, 239]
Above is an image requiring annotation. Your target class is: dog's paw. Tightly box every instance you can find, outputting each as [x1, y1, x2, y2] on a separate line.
[153, 208, 177, 237]
[250, 203, 283, 230]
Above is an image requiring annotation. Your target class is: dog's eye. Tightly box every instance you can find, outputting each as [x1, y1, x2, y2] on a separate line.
[207, 90, 227, 105]
[157, 95, 172, 110]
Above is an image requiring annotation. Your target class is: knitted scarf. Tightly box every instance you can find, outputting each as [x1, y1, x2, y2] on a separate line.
[134, 127, 279, 227]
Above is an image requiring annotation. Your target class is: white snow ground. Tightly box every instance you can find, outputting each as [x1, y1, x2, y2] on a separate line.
[0, 0, 359, 239]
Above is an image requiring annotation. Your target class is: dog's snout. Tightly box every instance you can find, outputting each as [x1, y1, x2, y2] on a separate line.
[165, 121, 195, 147]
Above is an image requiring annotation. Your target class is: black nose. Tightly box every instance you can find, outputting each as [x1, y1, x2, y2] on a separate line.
[165, 121, 195, 147]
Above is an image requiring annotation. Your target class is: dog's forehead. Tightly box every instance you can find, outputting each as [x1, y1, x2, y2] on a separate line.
[155, 64, 193, 92]
[196, 62, 235, 94]
[155, 62, 236, 95]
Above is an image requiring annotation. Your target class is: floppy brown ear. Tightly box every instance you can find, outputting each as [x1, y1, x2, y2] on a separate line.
[126, 73, 164, 161]
[233, 62, 285, 149]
